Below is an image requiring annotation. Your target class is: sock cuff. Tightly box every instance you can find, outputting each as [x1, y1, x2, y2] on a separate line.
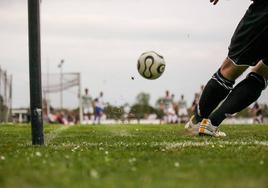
[247, 72, 267, 90]
[212, 69, 235, 90]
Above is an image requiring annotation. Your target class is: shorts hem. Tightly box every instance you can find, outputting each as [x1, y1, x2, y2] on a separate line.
[227, 57, 250, 67]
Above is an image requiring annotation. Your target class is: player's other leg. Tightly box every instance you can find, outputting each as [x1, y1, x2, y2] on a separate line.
[209, 60, 268, 128]
[83, 108, 89, 124]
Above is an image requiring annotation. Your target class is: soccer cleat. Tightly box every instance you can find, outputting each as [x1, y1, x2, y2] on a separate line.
[199, 119, 226, 137]
[185, 115, 200, 135]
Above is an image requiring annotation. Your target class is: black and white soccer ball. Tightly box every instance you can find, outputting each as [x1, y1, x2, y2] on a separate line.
[137, 51, 166, 80]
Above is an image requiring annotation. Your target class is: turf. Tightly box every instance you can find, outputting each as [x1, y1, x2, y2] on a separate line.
[0, 124, 268, 188]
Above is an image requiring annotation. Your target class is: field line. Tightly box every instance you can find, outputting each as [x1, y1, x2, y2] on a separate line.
[158, 141, 268, 149]
[51, 140, 268, 150]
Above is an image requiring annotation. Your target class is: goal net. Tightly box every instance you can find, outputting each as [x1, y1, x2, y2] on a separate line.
[42, 72, 82, 122]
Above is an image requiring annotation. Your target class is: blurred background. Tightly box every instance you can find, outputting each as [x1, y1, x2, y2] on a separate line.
[0, 0, 267, 124]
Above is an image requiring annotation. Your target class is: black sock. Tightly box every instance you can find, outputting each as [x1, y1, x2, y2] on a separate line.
[209, 72, 267, 126]
[194, 69, 234, 122]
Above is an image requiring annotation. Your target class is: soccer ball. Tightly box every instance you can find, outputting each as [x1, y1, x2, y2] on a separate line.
[137, 51, 166, 80]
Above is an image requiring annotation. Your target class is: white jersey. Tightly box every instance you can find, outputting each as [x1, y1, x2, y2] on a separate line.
[82, 94, 93, 114]
[98, 96, 105, 109]
[178, 99, 187, 109]
[178, 99, 188, 116]
[163, 96, 173, 110]
[82, 94, 93, 108]
[163, 96, 175, 114]
[95, 100, 102, 109]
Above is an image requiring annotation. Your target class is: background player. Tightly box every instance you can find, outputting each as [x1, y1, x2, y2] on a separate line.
[81, 88, 93, 124]
[93, 92, 106, 124]
[251, 102, 264, 124]
[163, 90, 175, 123]
[177, 95, 188, 123]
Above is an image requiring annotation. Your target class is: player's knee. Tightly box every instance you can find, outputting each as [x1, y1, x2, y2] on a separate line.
[212, 69, 235, 90]
[220, 58, 247, 81]
[252, 60, 268, 80]
[247, 72, 267, 90]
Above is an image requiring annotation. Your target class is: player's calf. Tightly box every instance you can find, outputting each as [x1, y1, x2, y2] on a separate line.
[209, 71, 267, 126]
[194, 66, 235, 123]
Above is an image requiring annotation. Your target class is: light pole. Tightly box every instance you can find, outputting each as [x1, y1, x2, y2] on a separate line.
[58, 59, 64, 110]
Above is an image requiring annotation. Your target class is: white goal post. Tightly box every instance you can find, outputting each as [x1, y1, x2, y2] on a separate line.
[0, 66, 12, 122]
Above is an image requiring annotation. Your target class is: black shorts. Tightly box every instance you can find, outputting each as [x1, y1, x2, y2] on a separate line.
[228, 1, 268, 66]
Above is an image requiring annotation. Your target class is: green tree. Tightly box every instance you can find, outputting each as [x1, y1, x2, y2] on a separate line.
[104, 104, 124, 120]
[130, 92, 155, 121]
[136, 92, 150, 106]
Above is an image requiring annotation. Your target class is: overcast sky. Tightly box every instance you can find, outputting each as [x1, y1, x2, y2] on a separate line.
[1, 0, 267, 108]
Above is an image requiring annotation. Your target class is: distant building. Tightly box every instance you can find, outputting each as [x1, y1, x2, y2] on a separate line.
[12, 108, 30, 123]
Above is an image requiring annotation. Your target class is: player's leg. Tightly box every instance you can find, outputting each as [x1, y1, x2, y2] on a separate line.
[192, 59, 247, 136]
[207, 1, 268, 128]
[83, 109, 89, 124]
[209, 60, 268, 127]
[253, 59, 268, 80]
[192, 0, 268, 124]
[188, 1, 268, 136]
[98, 110, 103, 124]
[185, 59, 247, 133]
[164, 109, 169, 124]
[193, 58, 247, 123]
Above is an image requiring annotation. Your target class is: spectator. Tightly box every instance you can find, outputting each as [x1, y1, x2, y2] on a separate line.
[252, 102, 263, 124]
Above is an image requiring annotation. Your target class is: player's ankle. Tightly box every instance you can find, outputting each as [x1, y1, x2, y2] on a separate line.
[192, 115, 201, 124]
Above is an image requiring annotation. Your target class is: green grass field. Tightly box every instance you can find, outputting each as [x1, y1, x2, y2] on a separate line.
[0, 124, 268, 188]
